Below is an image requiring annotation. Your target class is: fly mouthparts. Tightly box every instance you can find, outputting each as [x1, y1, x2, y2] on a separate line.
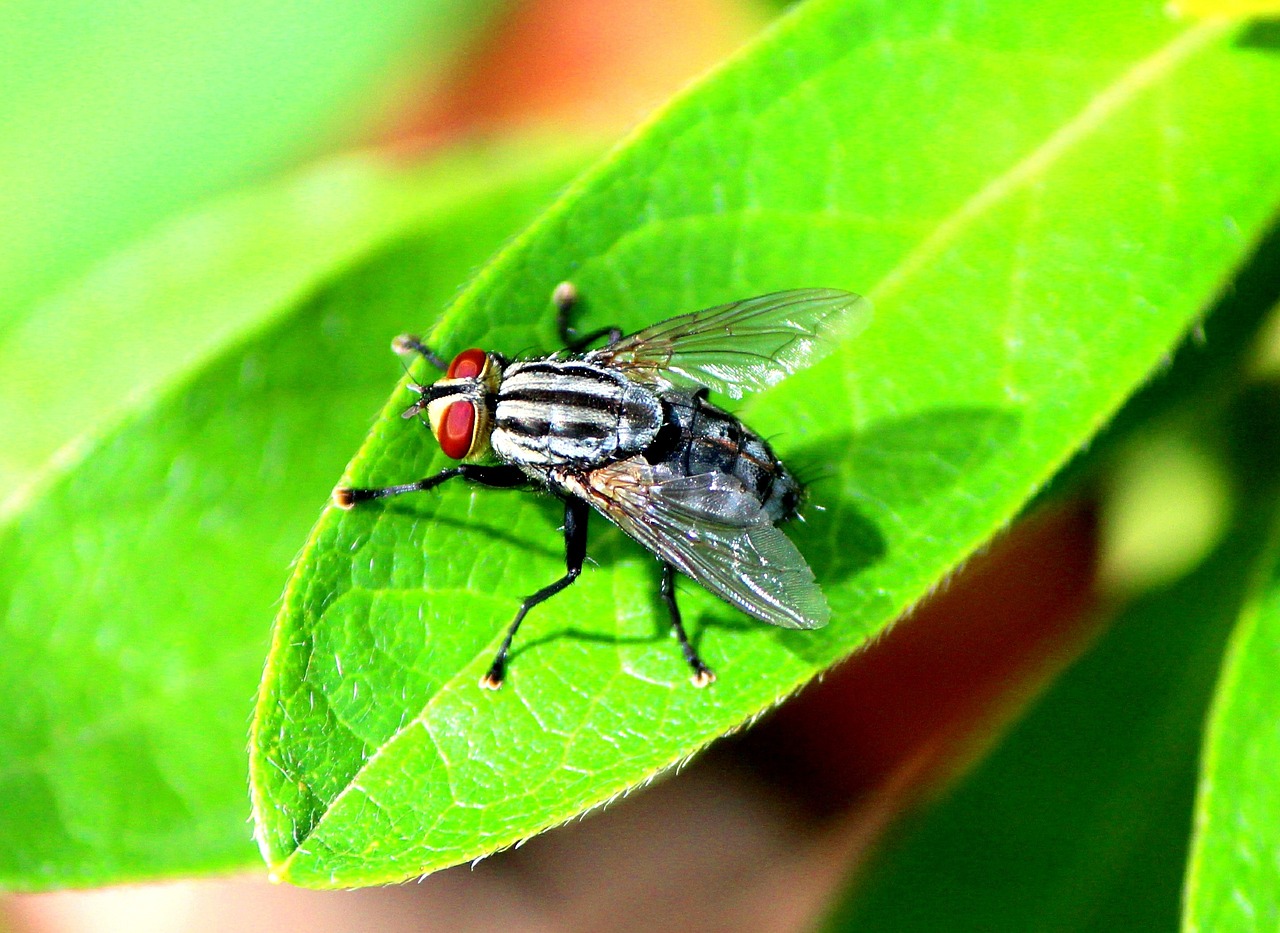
[401, 401, 425, 419]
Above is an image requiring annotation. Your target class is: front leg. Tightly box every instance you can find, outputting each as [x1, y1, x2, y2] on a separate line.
[391, 333, 448, 371]
[333, 464, 527, 508]
[554, 281, 622, 351]
[481, 496, 589, 689]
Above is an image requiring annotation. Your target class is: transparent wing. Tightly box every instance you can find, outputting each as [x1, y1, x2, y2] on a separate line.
[585, 288, 869, 399]
[574, 458, 830, 629]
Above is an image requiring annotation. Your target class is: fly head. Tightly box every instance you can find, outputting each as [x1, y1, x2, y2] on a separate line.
[412, 347, 506, 462]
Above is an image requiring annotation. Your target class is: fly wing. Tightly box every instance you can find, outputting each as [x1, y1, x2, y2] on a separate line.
[574, 458, 830, 629]
[584, 288, 869, 399]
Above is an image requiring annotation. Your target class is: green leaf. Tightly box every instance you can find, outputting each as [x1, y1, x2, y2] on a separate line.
[824, 384, 1280, 932]
[252, 0, 1280, 885]
[0, 144, 588, 890]
[0, 145, 573, 503]
[0, 0, 502, 330]
[1185, 389, 1280, 932]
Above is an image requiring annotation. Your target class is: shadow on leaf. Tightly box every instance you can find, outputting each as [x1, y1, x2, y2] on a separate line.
[773, 405, 1021, 665]
[1239, 19, 1280, 52]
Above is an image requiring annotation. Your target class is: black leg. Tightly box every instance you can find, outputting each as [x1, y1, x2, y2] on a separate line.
[456, 465, 530, 488]
[392, 333, 448, 371]
[554, 281, 622, 351]
[333, 464, 527, 508]
[661, 564, 715, 687]
[481, 497, 589, 689]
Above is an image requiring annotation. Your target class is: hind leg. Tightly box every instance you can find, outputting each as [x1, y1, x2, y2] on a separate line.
[660, 563, 715, 687]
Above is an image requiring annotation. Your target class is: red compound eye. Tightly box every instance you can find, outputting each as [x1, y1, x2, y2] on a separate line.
[446, 348, 486, 379]
[437, 401, 476, 460]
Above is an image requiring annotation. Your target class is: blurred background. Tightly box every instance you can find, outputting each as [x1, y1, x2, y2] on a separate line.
[1, 0, 1266, 930]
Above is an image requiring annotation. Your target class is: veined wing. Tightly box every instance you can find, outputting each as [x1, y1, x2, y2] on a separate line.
[566, 458, 829, 629]
[585, 288, 869, 399]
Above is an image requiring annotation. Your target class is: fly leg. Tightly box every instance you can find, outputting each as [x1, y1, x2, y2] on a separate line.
[391, 333, 448, 370]
[554, 281, 622, 351]
[481, 497, 589, 689]
[661, 563, 715, 687]
[333, 464, 527, 507]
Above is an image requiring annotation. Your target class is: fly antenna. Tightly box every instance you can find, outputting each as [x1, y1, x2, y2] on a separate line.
[392, 354, 433, 422]
[395, 354, 421, 385]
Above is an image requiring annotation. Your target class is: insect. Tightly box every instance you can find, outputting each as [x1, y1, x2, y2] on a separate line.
[334, 283, 869, 689]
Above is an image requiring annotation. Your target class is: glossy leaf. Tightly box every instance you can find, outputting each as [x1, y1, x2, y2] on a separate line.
[252, 0, 1280, 885]
[0, 146, 586, 890]
[825, 385, 1280, 931]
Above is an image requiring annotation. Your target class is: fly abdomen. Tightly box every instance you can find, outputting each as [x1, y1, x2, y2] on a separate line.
[492, 360, 664, 467]
[654, 393, 802, 523]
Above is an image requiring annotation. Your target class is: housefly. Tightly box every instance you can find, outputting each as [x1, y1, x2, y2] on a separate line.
[334, 283, 869, 689]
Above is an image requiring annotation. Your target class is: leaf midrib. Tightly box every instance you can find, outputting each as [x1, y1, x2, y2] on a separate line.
[867, 17, 1233, 306]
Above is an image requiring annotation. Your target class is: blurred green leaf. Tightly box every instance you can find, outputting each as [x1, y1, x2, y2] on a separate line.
[1184, 389, 1280, 932]
[824, 384, 1280, 932]
[0, 144, 588, 890]
[250, 0, 1280, 886]
[0, 145, 547, 501]
[0, 0, 503, 331]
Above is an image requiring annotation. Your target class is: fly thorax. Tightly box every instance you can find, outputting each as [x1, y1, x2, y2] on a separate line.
[491, 361, 664, 467]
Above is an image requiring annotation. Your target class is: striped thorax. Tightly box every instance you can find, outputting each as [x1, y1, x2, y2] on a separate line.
[491, 360, 663, 467]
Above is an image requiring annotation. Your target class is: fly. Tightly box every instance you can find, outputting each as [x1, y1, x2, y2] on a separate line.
[334, 283, 870, 689]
